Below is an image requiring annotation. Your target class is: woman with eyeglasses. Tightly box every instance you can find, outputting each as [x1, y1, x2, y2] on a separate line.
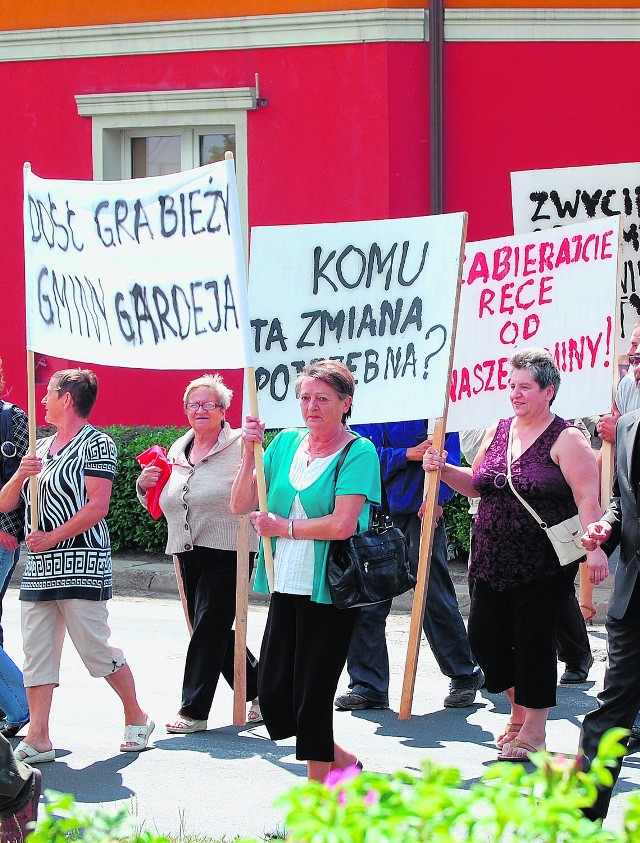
[136, 374, 261, 733]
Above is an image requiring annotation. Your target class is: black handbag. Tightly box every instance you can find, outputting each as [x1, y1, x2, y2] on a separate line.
[327, 439, 416, 609]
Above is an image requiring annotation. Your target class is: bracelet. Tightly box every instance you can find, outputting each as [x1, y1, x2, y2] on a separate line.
[287, 519, 295, 539]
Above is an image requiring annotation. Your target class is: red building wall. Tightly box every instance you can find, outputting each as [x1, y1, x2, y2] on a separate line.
[0, 41, 428, 426]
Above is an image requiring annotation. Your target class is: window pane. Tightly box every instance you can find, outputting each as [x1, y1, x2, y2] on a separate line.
[131, 136, 181, 177]
[200, 133, 235, 165]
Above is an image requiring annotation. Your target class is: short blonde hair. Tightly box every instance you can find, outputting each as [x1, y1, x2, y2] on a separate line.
[183, 373, 233, 409]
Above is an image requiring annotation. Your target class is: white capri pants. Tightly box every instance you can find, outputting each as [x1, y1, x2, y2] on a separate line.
[21, 599, 126, 687]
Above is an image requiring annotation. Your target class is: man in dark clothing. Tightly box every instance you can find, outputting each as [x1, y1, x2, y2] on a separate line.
[334, 421, 483, 711]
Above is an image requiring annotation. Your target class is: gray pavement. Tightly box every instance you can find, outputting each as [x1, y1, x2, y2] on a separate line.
[1, 551, 633, 840]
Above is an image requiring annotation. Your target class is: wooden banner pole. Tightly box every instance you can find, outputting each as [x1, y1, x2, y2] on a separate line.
[399, 212, 467, 720]
[399, 418, 445, 720]
[224, 150, 268, 725]
[26, 350, 38, 532]
[233, 514, 251, 725]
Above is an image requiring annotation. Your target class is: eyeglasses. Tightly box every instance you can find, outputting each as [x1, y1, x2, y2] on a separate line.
[185, 401, 223, 411]
[629, 355, 640, 366]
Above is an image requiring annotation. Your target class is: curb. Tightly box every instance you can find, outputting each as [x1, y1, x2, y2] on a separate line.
[9, 554, 612, 622]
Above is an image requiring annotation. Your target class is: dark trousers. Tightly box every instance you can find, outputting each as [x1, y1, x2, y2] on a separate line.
[177, 546, 258, 720]
[0, 732, 33, 816]
[468, 516, 590, 668]
[347, 517, 480, 704]
[258, 592, 358, 762]
[556, 589, 591, 666]
[468, 563, 579, 708]
[580, 576, 640, 819]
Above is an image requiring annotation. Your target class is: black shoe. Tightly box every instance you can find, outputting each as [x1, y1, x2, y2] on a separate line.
[560, 653, 594, 685]
[627, 730, 640, 755]
[334, 691, 388, 711]
[0, 719, 29, 739]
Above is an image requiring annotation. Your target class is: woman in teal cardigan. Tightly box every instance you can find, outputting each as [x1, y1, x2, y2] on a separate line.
[231, 360, 380, 783]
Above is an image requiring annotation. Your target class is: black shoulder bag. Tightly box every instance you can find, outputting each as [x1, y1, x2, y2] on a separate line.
[0, 402, 19, 487]
[327, 439, 416, 609]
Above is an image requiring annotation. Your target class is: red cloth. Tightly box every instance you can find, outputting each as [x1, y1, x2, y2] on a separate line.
[135, 445, 171, 520]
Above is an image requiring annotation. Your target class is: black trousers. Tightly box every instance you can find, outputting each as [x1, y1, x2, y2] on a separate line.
[468, 563, 579, 708]
[258, 592, 358, 762]
[556, 589, 591, 666]
[177, 546, 259, 720]
[580, 576, 640, 819]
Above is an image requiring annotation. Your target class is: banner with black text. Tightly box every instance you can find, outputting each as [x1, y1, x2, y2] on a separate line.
[24, 160, 253, 369]
[247, 214, 466, 427]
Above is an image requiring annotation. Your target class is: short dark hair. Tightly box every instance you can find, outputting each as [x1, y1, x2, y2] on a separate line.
[54, 369, 98, 418]
[295, 360, 355, 423]
[509, 348, 561, 405]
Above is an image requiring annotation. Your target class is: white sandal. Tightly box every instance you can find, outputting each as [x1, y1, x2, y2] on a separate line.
[247, 702, 263, 724]
[165, 715, 207, 734]
[120, 718, 155, 752]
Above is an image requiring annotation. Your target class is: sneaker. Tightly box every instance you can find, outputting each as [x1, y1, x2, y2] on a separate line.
[444, 669, 485, 708]
[334, 691, 388, 711]
[0, 768, 42, 843]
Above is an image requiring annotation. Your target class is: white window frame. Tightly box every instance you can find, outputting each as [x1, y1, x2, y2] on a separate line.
[76, 87, 255, 248]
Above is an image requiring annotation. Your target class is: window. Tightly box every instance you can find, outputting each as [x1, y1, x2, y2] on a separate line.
[76, 87, 256, 245]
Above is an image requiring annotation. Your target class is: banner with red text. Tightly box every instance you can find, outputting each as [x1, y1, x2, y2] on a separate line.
[447, 216, 620, 431]
[23, 160, 253, 369]
[511, 162, 640, 351]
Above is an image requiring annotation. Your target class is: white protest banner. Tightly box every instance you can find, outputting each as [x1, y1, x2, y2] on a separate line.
[511, 162, 640, 349]
[24, 160, 253, 369]
[447, 216, 620, 432]
[247, 214, 466, 428]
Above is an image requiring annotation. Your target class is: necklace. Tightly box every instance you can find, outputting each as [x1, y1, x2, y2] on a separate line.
[306, 428, 347, 458]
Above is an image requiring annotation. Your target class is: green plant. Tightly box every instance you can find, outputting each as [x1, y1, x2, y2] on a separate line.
[101, 425, 184, 554]
[266, 729, 632, 843]
[443, 453, 472, 558]
[28, 791, 170, 843]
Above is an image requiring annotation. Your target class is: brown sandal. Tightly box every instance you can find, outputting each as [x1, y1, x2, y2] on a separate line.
[497, 736, 545, 762]
[496, 721, 524, 747]
[580, 604, 597, 624]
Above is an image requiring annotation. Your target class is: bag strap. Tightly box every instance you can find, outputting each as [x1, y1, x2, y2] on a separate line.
[0, 402, 16, 486]
[505, 419, 547, 527]
[334, 436, 391, 516]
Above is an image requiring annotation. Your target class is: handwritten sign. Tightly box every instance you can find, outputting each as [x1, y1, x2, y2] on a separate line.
[247, 214, 466, 428]
[23, 160, 253, 370]
[447, 216, 620, 431]
[511, 161, 640, 349]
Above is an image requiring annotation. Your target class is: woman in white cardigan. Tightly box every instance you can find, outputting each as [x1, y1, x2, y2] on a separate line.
[137, 374, 261, 733]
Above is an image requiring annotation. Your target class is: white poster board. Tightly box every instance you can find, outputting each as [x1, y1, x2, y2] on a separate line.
[511, 161, 640, 349]
[447, 216, 620, 432]
[23, 160, 253, 370]
[247, 214, 466, 428]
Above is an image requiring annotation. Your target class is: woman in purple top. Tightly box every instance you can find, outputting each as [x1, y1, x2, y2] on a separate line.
[423, 348, 608, 762]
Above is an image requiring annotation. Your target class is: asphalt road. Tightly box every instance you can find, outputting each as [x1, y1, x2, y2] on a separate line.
[1, 589, 637, 840]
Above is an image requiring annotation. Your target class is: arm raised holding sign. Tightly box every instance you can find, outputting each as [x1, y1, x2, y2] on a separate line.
[423, 348, 606, 764]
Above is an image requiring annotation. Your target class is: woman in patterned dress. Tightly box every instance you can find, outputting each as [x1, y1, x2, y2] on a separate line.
[0, 369, 152, 763]
[423, 349, 608, 761]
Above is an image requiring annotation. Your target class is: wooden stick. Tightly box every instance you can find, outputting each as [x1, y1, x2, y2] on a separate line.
[233, 514, 251, 725]
[172, 555, 193, 635]
[26, 350, 38, 531]
[399, 419, 445, 720]
[245, 366, 274, 590]
[399, 212, 467, 720]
